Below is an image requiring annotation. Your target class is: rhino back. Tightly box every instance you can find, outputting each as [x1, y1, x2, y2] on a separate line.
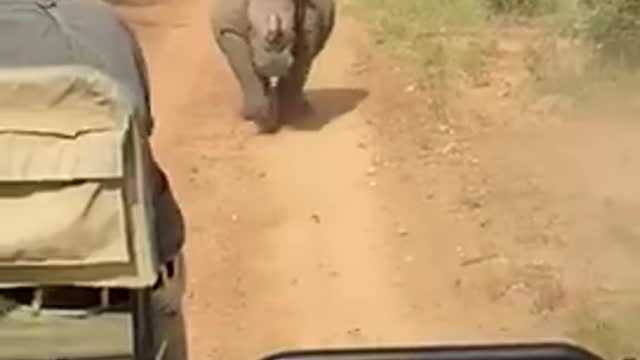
[297, 0, 335, 57]
[307, 0, 335, 35]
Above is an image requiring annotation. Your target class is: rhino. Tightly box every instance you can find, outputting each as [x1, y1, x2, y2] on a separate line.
[210, 0, 335, 133]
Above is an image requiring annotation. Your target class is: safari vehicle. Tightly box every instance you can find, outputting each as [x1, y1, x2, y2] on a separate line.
[0, 0, 186, 359]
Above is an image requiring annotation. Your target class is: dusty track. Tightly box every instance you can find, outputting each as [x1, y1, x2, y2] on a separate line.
[116, 1, 640, 359]
[118, 2, 426, 358]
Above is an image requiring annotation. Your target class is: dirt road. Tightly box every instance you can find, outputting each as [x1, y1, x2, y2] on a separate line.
[116, 1, 640, 359]
[118, 2, 427, 357]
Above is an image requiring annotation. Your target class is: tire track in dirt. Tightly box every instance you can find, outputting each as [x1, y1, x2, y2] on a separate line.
[231, 14, 428, 353]
[189, 12, 429, 360]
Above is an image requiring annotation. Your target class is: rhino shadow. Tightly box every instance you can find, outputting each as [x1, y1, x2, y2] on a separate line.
[284, 88, 369, 131]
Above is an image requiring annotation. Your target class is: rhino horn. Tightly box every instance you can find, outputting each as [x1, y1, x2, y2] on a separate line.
[266, 13, 282, 44]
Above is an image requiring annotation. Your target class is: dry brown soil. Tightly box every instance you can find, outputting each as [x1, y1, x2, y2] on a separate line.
[114, 1, 640, 359]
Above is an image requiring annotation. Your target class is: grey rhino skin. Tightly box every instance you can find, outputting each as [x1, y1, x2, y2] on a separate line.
[210, 0, 335, 132]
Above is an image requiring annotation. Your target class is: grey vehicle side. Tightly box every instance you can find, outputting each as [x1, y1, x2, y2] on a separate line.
[0, 1, 186, 359]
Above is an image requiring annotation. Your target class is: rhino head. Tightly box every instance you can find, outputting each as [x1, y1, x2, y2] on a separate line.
[248, 0, 297, 78]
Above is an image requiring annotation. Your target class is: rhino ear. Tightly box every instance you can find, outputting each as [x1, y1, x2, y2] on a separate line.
[265, 13, 283, 44]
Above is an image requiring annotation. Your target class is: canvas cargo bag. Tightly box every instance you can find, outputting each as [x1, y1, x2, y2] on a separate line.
[0, 65, 160, 289]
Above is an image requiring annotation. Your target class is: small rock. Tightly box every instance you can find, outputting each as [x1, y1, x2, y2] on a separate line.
[357, 141, 368, 149]
[397, 227, 409, 237]
[463, 198, 483, 211]
[366, 166, 377, 176]
[472, 77, 491, 88]
[418, 147, 430, 158]
[405, 84, 417, 93]
[512, 282, 527, 291]
[311, 213, 321, 223]
[479, 218, 491, 228]
[258, 171, 267, 179]
[368, 180, 377, 187]
[441, 142, 457, 155]
[231, 214, 239, 222]
[498, 87, 511, 98]
[461, 253, 500, 267]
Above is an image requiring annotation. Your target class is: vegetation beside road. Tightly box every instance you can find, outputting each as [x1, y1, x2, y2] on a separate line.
[346, 0, 640, 358]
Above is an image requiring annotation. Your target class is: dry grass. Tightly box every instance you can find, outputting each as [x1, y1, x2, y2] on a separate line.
[347, 0, 640, 356]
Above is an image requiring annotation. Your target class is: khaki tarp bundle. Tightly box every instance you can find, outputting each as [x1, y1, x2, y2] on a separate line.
[0, 0, 160, 287]
[0, 66, 158, 288]
[0, 66, 133, 267]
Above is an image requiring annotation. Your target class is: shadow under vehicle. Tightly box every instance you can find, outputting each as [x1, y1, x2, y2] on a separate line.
[0, 1, 186, 359]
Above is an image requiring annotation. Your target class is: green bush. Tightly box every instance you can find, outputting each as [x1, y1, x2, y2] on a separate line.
[485, 0, 563, 17]
[355, 0, 640, 70]
[578, 0, 640, 67]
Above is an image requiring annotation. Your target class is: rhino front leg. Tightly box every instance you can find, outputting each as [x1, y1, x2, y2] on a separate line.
[277, 54, 313, 120]
[214, 30, 280, 132]
[277, 0, 336, 121]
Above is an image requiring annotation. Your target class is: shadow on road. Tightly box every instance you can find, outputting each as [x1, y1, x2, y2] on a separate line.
[286, 88, 369, 131]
